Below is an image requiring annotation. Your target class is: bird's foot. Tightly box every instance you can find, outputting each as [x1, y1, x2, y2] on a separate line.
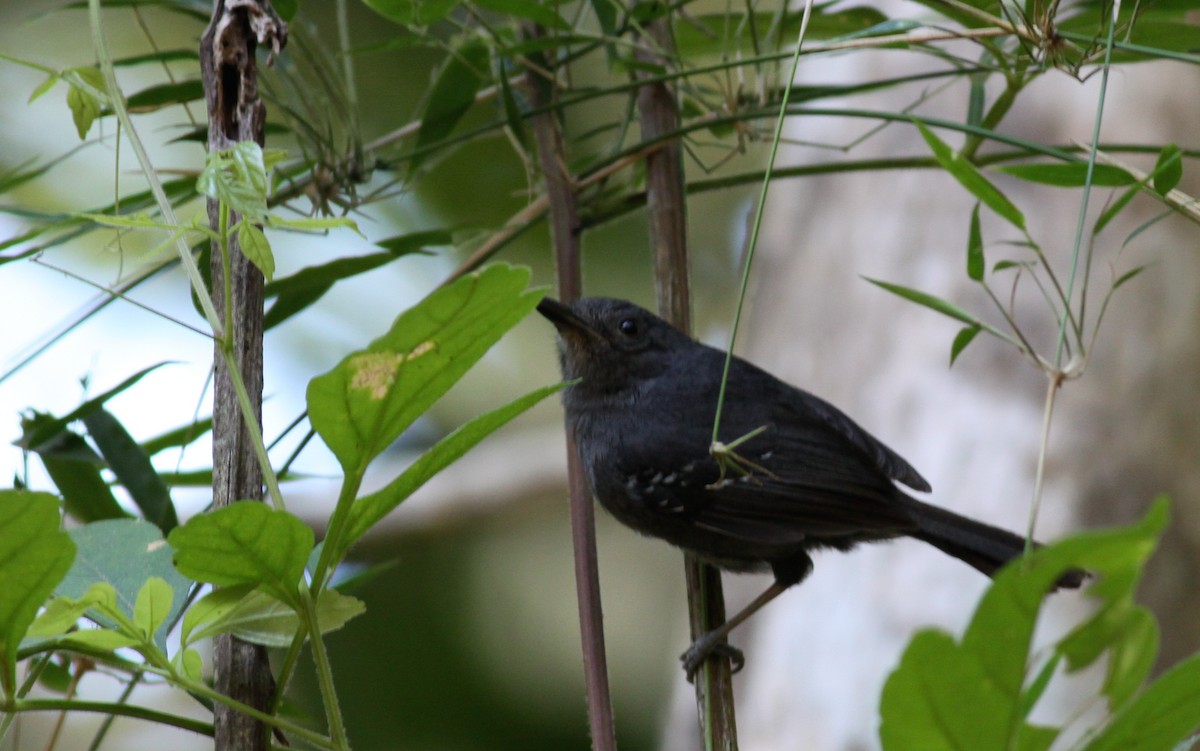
[681, 633, 745, 682]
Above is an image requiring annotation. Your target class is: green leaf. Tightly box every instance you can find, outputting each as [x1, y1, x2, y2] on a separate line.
[1083, 652, 1200, 751]
[362, 0, 455, 24]
[263, 229, 447, 330]
[236, 222, 274, 281]
[263, 214, 362, 236]
[112, 49, 200, 68]
[1152, 144, 1182, 196]
[36, 657, 72, 693]
[474, 0, 568, 28]
[880, 630, 1011, 751]
[140, 417, 213, 457]
[81, 408, 179, 532]
[497, 59, 528, 151]
[20, 415, 129, 523]
[0, 491, 75, 694]
[15, 363, 171, 451]
[914, 120, 1025, 230]
[1112, 266, 1146, 292]
[413, 40, 489, 172]
[966, 203, 984, 282]
[65, 67, 106, 140]
[880, 501, 1169, 751]
[949, 325, 981, 366]
[995, 163, 1135, 187]
[190, 588, 365, 648]
[1017, 723, 1059, 751]
[1104, 607, 1159, 710]
[1020, 653, 1063, 719]
[75, 211, 194, 233]
[133, 577, 173, 641]
[196, 141, 270, 221]
[1094, 184, 1141, 235]
[62, 628, 139, 652]
[28, 593, 100, 637]
[307, 264, 544, 473]
[181, 647, 203, 681]
[181, 583, 256, 646]
[168, 502, 313, 608]
[674, 7, 888, 57]
[864, 277, 984, 327]
[57, 519, 192, 651]
[122, 80, 203, 112]
[374, 229, 452, 255]
[28, 73, 59, 104]
[335, 380, 568, 562]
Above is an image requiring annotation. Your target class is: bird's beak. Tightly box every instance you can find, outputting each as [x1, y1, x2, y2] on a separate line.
[536, 297, 596, 337]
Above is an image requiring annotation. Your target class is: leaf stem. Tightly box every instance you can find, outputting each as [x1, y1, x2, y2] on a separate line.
[2, 697, 214, 738]
[1056, 0, 1120, 367]
[85, 0, 223, 336]
[300, 587, 350, 751]
[310, 471, 365, 592]
[1026, 373, 1062, 552]
[712, 0, 817, 445]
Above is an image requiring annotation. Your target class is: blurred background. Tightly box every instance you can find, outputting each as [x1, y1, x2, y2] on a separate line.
[1, 0, 1196, 749]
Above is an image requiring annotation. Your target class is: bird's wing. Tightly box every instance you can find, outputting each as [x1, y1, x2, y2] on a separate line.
[615, 416, 918, 548]
[787, 389, 931, 492]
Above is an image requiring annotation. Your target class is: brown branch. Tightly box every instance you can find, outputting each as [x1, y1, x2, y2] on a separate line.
[200, 3, 287, 750]
[522, 23, 619, 751]
[635, 15, 740, 749]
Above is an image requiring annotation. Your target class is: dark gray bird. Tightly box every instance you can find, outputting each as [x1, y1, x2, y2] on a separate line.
[538, 296, 1082, 678]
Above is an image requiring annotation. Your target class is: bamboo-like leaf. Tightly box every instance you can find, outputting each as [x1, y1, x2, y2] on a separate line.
[864, 277, 983, 327]
[81, 408, 179, 533]
[966, 203, 984, 282]
[949, 325, 981, 367]
[1152, 144, 1182, 196]
[995, 163, 1134, 187]
[474, 0, 568, 28]
[914, 120, 1025, 230]
[1112, 266, 1146, 291]
[413, 40, 489, 172]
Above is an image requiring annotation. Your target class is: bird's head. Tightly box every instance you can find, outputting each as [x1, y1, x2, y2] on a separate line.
[537, 297, 692, 393]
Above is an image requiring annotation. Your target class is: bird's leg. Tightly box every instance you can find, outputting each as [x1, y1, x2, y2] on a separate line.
[681, 579, 789, 681]
[707, 424, 778, 489]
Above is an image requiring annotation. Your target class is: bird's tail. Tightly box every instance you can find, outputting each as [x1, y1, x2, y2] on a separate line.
[903, 497, 1085, 589]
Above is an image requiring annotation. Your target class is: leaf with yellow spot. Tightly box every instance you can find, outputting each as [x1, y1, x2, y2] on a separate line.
[307, 264, 544, 473]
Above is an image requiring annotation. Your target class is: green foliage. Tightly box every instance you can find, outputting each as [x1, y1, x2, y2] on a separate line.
[54, 519, 192, 649]
[64, 66, 107, 139]
[2, 0, 1198, 747]
[915, 120, 1025, 230]
[183, 587, 365, 648]
[169, 502, 313, 608]
[0, 491, 75, 695]
[413, 39, 490, 173]
[80, 409, 179, 532]
[307, 263, 545, 474]
[335, 379, 568, 563]
[263, 229, 449, 330]
[880, 500, 1200, 751]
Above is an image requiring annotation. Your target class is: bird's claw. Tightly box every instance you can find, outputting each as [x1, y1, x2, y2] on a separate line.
[681, 636, 745, 682]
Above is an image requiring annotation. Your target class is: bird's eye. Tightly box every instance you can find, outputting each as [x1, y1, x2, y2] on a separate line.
[618, 318, 638, 336]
